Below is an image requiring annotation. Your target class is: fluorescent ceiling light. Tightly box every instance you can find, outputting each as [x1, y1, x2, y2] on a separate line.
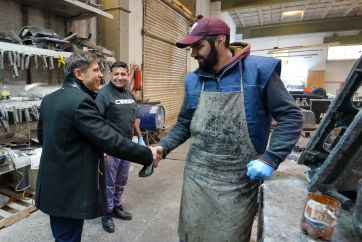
[283, 10, 304, 16]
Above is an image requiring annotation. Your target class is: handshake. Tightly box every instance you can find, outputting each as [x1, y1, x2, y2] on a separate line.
[150, 145, 163, 168]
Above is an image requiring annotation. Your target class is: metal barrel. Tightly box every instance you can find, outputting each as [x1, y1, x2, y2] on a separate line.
[137, 104, 165, 131]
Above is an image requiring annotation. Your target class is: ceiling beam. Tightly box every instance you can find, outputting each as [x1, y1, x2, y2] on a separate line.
[238, 16, 362, 39]
[212, 0, 299, 11]
[321, 0, 334, 20]
[300, 0, 310, 22]
[343, 0, 359, 17]
[236, 12, 246, 28]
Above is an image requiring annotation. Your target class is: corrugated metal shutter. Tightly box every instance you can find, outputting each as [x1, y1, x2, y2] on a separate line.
[143, 0, 191, 128]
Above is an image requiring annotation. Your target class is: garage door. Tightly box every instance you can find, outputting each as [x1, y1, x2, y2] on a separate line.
[143, 0, 191, 128]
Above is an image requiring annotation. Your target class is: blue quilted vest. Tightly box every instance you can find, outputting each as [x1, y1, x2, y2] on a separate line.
[185, 55, 281, 153]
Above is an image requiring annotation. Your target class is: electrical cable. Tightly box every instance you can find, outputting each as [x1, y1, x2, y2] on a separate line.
[5, 149, 30, 193]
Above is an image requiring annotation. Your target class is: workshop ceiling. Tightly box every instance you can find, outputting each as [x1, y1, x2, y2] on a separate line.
[214, 0, 362, 38]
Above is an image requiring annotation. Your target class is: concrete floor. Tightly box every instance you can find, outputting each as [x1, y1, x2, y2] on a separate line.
[0, 142, 189, 242]
[262, 154, 361, 242]
[7, 139, 354, 242]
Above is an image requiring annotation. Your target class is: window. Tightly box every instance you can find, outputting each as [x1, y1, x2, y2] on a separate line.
[327, 45, 362, 60]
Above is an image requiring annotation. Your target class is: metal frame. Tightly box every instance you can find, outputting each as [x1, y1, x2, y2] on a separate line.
[298, 55, 362, 205]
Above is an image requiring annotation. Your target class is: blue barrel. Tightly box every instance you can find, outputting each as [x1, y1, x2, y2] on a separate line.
[137, 104, 165, 131]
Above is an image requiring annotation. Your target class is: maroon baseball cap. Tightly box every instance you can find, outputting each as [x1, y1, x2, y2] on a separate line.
[176, 17, 230, 48]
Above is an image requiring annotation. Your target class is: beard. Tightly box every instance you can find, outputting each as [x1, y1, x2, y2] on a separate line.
[198, 44, 218, 71]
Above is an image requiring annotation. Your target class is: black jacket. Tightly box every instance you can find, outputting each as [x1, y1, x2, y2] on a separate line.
[35, 77, 153, 219]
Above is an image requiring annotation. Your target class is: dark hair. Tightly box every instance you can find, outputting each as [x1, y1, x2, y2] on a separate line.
[204, 35, 230, 48]
[111, 61, 128, 72]
[64, 51, 97, 77]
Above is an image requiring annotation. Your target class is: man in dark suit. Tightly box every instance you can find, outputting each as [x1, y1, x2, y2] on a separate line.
[35, 51, 154, 242]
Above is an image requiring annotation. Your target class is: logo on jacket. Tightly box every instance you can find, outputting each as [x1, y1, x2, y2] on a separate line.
[115, 99, 135, 105]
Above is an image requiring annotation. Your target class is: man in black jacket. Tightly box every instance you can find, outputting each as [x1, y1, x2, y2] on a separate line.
[35, 51, 154, 242]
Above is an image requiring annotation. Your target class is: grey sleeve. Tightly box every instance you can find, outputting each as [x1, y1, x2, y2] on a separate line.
[260, 72, 304, 168]
[159, 96, 194, 157]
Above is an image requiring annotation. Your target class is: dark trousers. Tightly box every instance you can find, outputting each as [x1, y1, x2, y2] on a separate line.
[105, 156, 130, 213]
[50, 216, 84, 242]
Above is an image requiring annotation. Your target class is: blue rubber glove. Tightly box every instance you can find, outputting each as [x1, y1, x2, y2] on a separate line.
[138, 136, 146, 146]
[246, 159, 275, 180]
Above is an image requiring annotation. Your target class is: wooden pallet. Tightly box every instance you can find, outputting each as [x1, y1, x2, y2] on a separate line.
[0, 189, 36, 229]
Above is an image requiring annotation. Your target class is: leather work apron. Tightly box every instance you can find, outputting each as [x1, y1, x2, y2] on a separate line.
[178, 65, 260, 242]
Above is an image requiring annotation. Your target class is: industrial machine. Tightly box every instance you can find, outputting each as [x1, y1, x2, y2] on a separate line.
[298, 55, 362, 239]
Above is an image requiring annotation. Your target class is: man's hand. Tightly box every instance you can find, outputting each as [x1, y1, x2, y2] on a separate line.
[138, 136, 146, 146]
[150, 145, 163, 168]
[246, 159, 274, 180]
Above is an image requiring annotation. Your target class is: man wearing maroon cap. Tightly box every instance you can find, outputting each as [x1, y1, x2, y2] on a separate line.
[153, 16, 303, 242]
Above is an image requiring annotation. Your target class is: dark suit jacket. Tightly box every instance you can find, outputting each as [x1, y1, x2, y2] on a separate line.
[35, 77, 153, 219]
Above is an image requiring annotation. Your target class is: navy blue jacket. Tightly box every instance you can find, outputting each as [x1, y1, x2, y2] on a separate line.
[159, 54, 303, 168]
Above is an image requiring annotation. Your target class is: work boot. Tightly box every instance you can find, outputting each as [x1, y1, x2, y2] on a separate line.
[113, 205, 132, 220]
[102, 213, 115, 233]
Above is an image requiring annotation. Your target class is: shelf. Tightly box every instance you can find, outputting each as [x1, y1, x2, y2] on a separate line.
[11, 0, 113, 19]
[0, 42, 73, 59]
[0, 153, 31, 176]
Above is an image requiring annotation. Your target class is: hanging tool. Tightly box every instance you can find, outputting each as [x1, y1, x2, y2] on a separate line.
[34, 55, 38, 69]
[12, 106, 19, 123]
[24, 108, 32, 122]
[0, 109, 10, 133]
[1, 106, 9, 122]
[25, 55, 31, 69]
[42, 56, 48, 69]
[16, 51, 21, 67]
[18, 108, 23, 123]
[31, 105, 39, 121]
[49, 56, 54, 70]
[0, 50, 4, 70]
[7, 51, 13, 66]
[12, 51, 19, 77]
[20, 53, 25, 71]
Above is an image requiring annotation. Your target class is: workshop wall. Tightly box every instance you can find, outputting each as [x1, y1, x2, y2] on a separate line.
[129, 0, 143, 66]
[0, 0, 67, 89]
[325, 60, 355, 96]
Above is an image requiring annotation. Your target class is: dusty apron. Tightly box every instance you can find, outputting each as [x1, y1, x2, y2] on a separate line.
[178, 65, 260, 242]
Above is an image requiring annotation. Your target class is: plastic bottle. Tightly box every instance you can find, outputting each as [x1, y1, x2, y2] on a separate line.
[301, 192, 341, 241]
